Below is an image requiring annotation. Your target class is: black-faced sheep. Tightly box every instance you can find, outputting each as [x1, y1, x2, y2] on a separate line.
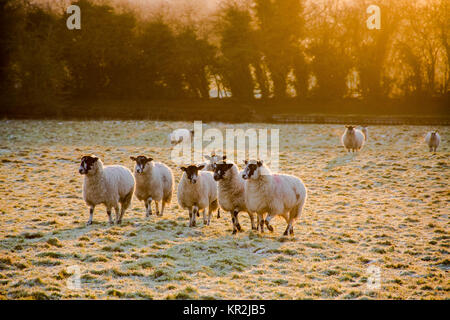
[213, 161, 256, 234]
[242, 160, 307, 236]
[79, 155, 135, 225]
[130, 155, 174, 217]
[177, 164, 218, 227]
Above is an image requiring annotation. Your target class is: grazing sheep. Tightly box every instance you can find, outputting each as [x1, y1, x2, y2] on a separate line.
[168, 128, 194, 146]
[360, 126, 368, 142]
[425, 131, 441, 152]
[213, 161, 256, 234]
[79, 155, 135, 225]
[177, 164, 218, 227]
[130, 155, 174, 217]
[341, 125, 365, 152]
[242, 160, 307, 236]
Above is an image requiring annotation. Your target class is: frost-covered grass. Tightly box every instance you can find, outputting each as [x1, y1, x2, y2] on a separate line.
[0, 120, 448, 299]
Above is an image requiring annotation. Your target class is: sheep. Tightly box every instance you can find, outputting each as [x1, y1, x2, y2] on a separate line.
[130, 155, 174, 217]
[360, 126, 368, 142]
[168, 128, 194, 146]
[425, 131, 441, 152]
[203, 153, 226, 218]
[213, 160, 256, 234]
[341, 125, 365, 152]
[204, 153, 226, 172]
[242, 160, 307, 236]
[177, 164, 218, 227]
[79, 155, 135, 225]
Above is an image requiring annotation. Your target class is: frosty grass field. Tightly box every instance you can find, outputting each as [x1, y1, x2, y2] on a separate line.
[0, 120, 448, 300]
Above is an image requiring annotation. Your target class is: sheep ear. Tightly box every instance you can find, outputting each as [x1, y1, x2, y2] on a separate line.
[130, 156, 136, 161]
[257, 160, 263, 167]
[226, 163, 233, 170]
[93, 157, 99, 162]
[180, 167, 186, 171]
[244, 160, 248, 165]
[147, 157, 153, 162]
[197, 164, 205, 171]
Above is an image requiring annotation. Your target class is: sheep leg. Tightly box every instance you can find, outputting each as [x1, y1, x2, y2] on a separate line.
[87, 206, 95, 226]
[160, 201, 165, 216]
[249, 212, 257, 230]
[146, 197, 153, 217]
[114, 204, 120, 224]
[189, 209, 193, 227]
[233, 209, 242, 231]
[105, 209, 114, 225]
[217, 208, 221, 219]
[117, 204, 127, 225]
[191, 206, 198, 227]
[264, 215, 274, 232]
[203, 208, 208, 225]
[207, 207, 212, 226]
[258, 214, 265, 233]
[231, 212, 238, 234]
[155, 201, 160, 216]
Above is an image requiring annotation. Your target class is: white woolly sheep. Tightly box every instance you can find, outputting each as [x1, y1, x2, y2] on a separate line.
[197, 152, 226, 219]
[168, 128, 194, 146]
[79, 155, 135, 225]
[341, 125, 365, 152]
[242, 160, 307, 236]
[425, 131, 441, 152]
[213, 160, 256, 234]
[204, 153, 226, 171]
[360, 126, 368, 142]
[177, 164, 218, 227]
[130, 155, 174, 217]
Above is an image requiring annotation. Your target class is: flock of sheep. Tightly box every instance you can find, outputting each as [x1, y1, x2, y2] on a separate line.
[78, 125, 441, 236]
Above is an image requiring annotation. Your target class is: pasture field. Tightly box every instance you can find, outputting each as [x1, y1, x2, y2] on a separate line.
[0, 120, 448, 300]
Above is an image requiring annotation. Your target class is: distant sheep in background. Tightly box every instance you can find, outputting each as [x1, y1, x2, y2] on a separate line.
[341, 125, 365, 152]
[79, 155, 135, 225]
[204, 153, 226, 171]
[130, 155, 173, 217]
[168, 128, 194, 146]
[360, 126, 368, 142]
[425, 131, 441, 152]
[213, 160, 256, 234]
[202, 152, 226, 218]
[177, 164, 218, 227]
[242, 160, 307, 236]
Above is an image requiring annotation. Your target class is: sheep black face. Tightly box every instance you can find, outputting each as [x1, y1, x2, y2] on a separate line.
[79, 155, 98, 175]
[242, 160, 263, 180]
[180, 164, 205, 184]
[213, 163, 233, 181]
[130, 155, 153, 174]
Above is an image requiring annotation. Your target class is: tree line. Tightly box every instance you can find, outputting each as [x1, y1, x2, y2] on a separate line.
[0, 0, 448, 116]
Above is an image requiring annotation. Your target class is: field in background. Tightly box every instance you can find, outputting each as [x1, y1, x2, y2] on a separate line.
[1, 97, 449, 124]
[0, 120, 448, 299]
